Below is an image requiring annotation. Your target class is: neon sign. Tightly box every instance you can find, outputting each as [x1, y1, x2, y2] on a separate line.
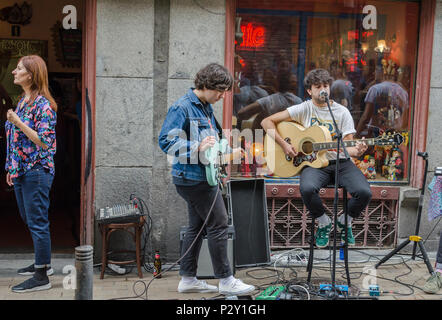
[347, 30, 374, 41]
[345, 52, 367, 72]
[239, 23, 266, 49]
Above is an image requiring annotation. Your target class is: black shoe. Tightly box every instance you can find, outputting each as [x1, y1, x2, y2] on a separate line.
[18, 264, 54, 276]
[11, 276, 51, 293]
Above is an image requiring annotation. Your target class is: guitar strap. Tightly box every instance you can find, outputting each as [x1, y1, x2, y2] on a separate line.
[213, 117, 225, 141]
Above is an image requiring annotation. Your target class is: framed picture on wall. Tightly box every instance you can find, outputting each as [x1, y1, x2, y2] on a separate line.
[51, 21, 82, 68]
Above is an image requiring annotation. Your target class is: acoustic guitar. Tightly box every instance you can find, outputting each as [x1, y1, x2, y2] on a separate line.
[263, 122, 405, 178]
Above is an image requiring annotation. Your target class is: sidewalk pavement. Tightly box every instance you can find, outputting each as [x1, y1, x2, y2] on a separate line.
[0, 249, 441, 301]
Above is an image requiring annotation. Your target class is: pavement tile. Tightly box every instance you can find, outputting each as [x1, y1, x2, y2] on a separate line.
[1, 252, 442, 301]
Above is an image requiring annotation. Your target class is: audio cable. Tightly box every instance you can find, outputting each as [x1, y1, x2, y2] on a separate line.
[112, 183, 221, 300]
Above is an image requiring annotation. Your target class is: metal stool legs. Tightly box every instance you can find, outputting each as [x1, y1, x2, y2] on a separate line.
[306, 187, 351, 286]
[342, 189, 351, 286]
[307, 217, 315, 283]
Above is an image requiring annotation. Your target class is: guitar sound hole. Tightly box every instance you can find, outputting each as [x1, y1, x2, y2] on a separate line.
[302, 141, 313, 154]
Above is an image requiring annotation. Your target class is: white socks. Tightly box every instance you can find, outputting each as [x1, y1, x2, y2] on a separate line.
[317, 213, 331, 226]
[316, 213, 352, 226]
[338, 214, 353, 226]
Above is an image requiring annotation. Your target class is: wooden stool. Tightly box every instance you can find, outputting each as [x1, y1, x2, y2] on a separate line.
[306, 185, 351, 286]
[99, 217, 145, 279]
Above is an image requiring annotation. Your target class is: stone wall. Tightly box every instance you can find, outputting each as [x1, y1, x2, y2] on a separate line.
[94, 0, 226, 262]
[397, 0, 442, 252]
[93, 0, 442, 261]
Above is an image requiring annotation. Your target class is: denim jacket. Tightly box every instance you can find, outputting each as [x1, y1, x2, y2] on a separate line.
[158, 88, 221, 182]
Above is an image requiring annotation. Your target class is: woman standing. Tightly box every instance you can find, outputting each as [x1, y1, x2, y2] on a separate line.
[5, 55, 57, 293]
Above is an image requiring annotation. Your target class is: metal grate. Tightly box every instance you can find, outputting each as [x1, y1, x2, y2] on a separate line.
[266, 185, 399, 249]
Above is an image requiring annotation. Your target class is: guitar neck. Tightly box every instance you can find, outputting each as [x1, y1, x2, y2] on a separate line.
[313, 138, 378, 151]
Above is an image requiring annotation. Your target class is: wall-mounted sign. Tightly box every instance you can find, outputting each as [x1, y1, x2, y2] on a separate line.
[239, 23, 266, 50]
[0, 2, 32, 25]
[0, 39, 48, 105]
[51, 21, 82, 68]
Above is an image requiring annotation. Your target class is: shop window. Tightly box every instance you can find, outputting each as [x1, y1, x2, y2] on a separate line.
[231, 0, 418, 183]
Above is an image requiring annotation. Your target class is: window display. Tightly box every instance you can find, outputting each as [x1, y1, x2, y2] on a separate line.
[231, 0, 418, 183]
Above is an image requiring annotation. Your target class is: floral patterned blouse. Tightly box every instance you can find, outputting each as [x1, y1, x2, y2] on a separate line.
[5, 95, 57, 178]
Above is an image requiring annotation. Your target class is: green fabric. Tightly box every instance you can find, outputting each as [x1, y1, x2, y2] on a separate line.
[336, 221, 355, 246]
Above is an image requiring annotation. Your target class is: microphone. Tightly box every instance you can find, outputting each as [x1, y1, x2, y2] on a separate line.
[319, 90, 329, 100]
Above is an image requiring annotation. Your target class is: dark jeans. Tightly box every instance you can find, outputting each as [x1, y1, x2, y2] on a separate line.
[175, 182, 232, 279]
[13, 163, 54, 267]
[300, 159, 372, 219]
[437, 233, 442, 267]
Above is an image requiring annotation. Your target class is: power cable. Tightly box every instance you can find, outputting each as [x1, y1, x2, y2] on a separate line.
[111, 185, 221, 300]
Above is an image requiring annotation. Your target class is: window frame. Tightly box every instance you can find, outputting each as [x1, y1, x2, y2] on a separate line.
[223, 0, 436, 188]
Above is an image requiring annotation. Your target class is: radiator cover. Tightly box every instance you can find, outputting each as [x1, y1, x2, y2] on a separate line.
[266, 184, 400, 248]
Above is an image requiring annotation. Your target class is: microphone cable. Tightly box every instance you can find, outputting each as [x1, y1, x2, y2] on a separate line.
[113, 182, 222, 300]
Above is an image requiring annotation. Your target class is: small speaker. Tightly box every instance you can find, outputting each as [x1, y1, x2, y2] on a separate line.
[180, 226, 235, 279]
[227, 178, 271, 267]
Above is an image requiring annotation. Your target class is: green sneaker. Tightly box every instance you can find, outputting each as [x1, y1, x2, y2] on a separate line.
[423, 272, 442, 294]
[336, 221, 356, 246]
[315, 222, 332, 248]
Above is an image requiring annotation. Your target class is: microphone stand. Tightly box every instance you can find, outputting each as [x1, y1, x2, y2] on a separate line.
[323, 92, 350, 299]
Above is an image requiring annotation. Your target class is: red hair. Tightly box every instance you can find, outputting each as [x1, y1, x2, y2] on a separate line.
[19, 55, 57, 112]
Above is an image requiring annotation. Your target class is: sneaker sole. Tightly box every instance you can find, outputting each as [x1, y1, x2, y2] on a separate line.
[178, 288, 218, 293]
[315, 242, 329, 249]
[219, 286, 255, 296]
[18, 268, 54, 276]
[423, 289, 439, 294]
[11, 283, 52, 293]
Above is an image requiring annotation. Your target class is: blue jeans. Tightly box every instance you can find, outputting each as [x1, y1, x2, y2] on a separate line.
[175, 182, 232, 279]
[13, 163, 54, 267]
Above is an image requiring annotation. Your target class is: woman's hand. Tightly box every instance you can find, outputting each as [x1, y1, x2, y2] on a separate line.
[6, 109, 21, 127]
[6, 172, 13, 186]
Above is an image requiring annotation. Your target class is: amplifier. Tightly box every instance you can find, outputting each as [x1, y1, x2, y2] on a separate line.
[96, 202, 144, 224]
[179, 226, 236, 279]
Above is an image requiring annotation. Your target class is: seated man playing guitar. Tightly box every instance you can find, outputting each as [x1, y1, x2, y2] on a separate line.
[261, 68, 372, 248]
[158, 63, 255, 296]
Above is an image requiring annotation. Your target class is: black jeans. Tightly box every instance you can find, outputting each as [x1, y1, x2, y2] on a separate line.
[175, 182, 232, 279]
[300, 159, 372, 219]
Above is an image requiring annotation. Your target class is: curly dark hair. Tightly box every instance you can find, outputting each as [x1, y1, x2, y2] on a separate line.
[303, 68, 334, 90]
[194, 63, 233, 91]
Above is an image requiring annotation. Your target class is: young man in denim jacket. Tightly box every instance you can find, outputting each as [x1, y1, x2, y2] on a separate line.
[159, 63, 255, 296]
